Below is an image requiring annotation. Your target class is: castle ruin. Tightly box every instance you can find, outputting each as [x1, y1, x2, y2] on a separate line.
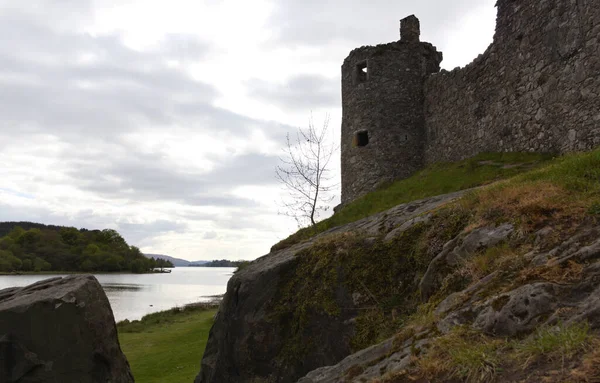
[341, 0, 600, 205]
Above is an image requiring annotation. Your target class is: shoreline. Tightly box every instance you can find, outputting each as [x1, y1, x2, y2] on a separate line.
[0, 270, 174, 276]
[116, 298, 222, 327]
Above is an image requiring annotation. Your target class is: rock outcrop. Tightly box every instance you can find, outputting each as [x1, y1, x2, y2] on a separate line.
[0, 275, 134, 383]
[198, 145, 600, 382]
[196, 191, 467, 383]
[295, 224, 600, 382]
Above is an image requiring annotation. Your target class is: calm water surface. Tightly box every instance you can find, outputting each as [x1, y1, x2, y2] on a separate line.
[0, 267, 235, 322]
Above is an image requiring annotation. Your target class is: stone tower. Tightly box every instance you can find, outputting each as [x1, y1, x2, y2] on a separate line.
[340, 15, 443, 205]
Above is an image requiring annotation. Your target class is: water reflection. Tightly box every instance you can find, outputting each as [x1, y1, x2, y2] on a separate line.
[102, 284, 144, 292]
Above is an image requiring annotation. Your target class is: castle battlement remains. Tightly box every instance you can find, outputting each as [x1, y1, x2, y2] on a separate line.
[341, 0, 600, 205]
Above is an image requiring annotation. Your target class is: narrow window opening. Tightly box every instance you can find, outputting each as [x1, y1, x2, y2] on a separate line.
[405, 134, 408, 141]
[353, 130, 369, 147]
[355, 61, 368, 83]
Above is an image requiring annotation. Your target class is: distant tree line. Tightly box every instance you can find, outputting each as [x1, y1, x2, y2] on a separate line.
[0, 221, 65, 238]
[0, 222, 173, 273]
[191, 259, 250, 268]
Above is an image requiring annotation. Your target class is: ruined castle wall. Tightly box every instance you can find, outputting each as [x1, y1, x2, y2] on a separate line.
[424, 0, 600, 164]
[340, 41, 442, 204]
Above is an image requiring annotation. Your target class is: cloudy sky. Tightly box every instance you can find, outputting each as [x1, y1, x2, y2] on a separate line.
[0, 0, 497, 261]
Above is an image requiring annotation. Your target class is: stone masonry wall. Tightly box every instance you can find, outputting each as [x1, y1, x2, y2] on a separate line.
[340, 18, 442, 205]
[424, 0, 600, 163]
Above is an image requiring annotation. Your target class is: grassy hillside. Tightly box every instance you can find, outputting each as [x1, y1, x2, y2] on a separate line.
[270, 148, 600, 382]
[272, 152, 554, 251]
[118, 305, 217, 383]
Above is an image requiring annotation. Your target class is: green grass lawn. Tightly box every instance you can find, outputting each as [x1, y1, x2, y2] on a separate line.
[118, 306, 217, 383]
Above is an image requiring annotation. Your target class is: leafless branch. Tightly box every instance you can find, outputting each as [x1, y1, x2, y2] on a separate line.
[276, 113, 338, 227]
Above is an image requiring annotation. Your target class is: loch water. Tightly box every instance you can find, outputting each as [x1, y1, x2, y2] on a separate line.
[0, 267, 235, 322]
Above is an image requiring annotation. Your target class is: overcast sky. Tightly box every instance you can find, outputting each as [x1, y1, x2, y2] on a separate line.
[0, 0, 497, 261]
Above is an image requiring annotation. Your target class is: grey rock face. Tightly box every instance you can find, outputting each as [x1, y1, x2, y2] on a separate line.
[0, 275, 133, 383]
[297, 222, 600, 382]
[473, 283, 562, 336]
[297, 335, 428, 383]
[419, 224, 514, 301]
[435, 225, 600, 336]
[196, 191, 466, 383]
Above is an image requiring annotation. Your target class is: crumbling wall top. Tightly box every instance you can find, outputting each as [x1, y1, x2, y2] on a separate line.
[400, 15, 420, 43]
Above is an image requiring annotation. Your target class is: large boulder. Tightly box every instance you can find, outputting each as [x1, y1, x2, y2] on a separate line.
[196, 191, 467, 383]
[0, 275, 134, 383]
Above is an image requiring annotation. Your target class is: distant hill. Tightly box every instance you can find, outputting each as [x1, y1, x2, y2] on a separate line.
[141, 255, 216, 267]
[143, 254, 194, 267]
[190, 260, 209, 266]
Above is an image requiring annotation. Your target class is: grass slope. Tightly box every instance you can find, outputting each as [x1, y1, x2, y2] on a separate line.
[270, 148, 600, 382]
[272, 152, 554, 251]
[118, 306, 217, 383]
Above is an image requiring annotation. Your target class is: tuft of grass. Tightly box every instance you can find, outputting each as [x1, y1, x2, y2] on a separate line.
[272, 152, 553, 252]
[391, 302, 438, 351]
[118, 306, 217, 383]
[518, 260, 584, 285]
[514, 321, 591, 368]
[458, 243, 517, 281]
[588, 202, 600, 216]
[416, 326, 505, 383]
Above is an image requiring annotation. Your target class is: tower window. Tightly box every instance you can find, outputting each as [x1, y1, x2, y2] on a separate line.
[355, 61, 369, 83]
[353, 130, 369, 147]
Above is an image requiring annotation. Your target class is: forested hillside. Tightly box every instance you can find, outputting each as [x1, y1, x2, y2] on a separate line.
[0, 221, 66, 238]
[0, 223, 173, 273]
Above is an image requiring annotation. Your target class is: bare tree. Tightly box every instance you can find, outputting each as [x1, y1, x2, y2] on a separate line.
[276, 114, 337, 227]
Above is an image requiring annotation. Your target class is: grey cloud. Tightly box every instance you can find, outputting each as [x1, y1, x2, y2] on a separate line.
[0, 4, 294, 216]
[247, 74, 339, 110]
[0, 19, 217, 137]
[0, 203, 113, 233]
[0, 201, 189, 247]
[65, 147, 280, 208]
[203, 231, 218, 240]
[0, 9, 292, 146]
[158, 34, 213, 61]
[117, 220, 188, 245]
[0, 0, 95, 32]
